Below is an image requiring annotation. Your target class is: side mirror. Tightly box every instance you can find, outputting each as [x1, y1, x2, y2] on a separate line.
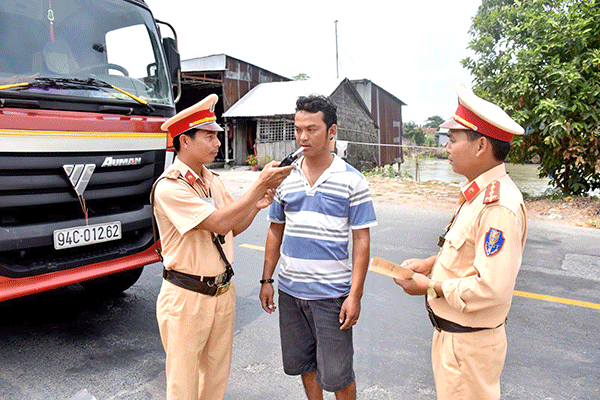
[162, 37, 180, 83]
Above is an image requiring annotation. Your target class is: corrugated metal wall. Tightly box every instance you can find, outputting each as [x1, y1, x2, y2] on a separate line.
[372, 85, 403, 165]
[223, 57, 289, 111]
[353, 80, 404, 166]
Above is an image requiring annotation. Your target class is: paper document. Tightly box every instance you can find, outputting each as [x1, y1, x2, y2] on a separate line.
[369, 257, 414, 280]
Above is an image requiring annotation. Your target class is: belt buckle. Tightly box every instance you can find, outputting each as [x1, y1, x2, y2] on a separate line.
[214, 273, 226, 285]
[215, 282, 230, 296]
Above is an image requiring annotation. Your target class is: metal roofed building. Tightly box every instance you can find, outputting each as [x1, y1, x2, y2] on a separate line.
[177, 54, 290, 164]
[352, 79, 406, 165]
[223, 78, 378, 170]
[180, 54, 290, 110]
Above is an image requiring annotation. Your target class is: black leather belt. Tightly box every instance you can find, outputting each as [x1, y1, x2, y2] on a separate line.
[163, 268, 231, 296]
[426, 300, 500, 333]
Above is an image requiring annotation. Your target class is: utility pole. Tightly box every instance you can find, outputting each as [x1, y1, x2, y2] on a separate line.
[334, 20, 339, 78]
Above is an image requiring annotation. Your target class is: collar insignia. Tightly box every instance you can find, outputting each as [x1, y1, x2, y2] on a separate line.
[184, 170, 196, 185]
[463, 181, 480, 201]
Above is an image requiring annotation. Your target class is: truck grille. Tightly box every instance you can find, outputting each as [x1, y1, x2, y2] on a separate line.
[0, 150, 165, 278]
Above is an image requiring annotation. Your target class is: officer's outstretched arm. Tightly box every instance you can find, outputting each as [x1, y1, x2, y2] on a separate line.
[197, 163, 293, 236]
[231, 189, 275, 236]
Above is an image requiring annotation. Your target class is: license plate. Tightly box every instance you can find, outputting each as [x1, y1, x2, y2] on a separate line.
[53, 221, 122, 250]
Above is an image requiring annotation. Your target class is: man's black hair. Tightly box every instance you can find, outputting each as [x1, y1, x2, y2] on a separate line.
[295, 95, 337, 130]
[465, 130, 511, 161]
[172, 129, 197, 153]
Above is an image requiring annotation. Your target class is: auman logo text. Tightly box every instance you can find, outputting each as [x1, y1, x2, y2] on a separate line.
[101, 157, 142, 167]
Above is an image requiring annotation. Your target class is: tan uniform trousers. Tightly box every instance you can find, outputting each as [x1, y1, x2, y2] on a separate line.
[432, 325, 507, 400]
[157, 279, 236, 400]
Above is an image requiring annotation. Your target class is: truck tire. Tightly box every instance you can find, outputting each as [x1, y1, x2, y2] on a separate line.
[81, 267, 144, 296]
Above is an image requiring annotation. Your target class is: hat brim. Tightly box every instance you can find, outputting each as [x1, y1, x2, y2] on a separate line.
[172, 121, 224, 139]
[193, 121, 224, 132]
[439, 118, 469, 130]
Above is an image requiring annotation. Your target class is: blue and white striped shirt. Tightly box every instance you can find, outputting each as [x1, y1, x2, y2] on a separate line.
[268, 155, 377, 300]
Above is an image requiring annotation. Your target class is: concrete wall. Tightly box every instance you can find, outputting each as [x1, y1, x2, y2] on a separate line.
[331, 85, 378, 171]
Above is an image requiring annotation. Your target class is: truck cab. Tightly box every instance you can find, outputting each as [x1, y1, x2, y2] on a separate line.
[0, 0, 179, 301]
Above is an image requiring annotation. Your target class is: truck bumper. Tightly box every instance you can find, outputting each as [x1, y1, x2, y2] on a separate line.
[0, 245, 160, 302]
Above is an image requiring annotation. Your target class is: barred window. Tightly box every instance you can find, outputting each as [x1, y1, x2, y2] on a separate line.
[257, 119, 295, 143]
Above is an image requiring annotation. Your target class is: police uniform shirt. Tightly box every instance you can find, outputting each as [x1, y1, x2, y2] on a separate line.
[430, 163, 528, 328]
[153, 157, 234, 277]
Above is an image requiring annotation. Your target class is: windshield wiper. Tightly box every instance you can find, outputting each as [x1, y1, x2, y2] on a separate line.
[81, 77, 155, 112]
[2, 77, 96, 91]
[0, 82, 31, 91]
[0, 77, 155, 112]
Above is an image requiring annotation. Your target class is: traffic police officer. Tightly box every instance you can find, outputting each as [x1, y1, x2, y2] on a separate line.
[395, 83, 527, 400]
[152, 94, 293, 400]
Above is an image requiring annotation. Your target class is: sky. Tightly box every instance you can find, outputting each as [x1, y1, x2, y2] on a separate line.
[144, 0, 483, 125]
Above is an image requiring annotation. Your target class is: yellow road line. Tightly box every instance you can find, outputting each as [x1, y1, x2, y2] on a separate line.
[240, 244, 265, 252]
[513, 290, 600, 310]
[239, 244, 600, 311]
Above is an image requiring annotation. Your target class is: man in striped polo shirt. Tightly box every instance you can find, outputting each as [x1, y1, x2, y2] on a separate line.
[260, 95, 377, 400]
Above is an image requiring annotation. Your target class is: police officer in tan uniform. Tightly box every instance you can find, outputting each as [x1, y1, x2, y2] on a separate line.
[395, 83, 527, 400]
[152, 94, 293, 400]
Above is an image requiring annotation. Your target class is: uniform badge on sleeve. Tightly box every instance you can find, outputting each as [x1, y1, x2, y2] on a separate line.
[484, 227, 505, 256]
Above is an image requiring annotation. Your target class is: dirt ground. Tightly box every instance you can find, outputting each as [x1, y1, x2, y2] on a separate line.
[366, 175, 600, 229]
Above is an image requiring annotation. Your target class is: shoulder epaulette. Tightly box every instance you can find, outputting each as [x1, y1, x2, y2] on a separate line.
[165, 169, 181, 180]
[483, 180, 500, 204]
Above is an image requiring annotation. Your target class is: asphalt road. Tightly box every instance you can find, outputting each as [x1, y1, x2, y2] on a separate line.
[1, 197, 599, 400]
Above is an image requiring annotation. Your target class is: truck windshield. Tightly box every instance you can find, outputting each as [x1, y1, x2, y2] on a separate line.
[0, 0, 172, 106]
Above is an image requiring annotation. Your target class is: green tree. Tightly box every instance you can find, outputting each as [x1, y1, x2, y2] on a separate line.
[425, 134, 438, 148]
[292, 73, 310, 81]
[424, 115, 445, 129]
[413, 129, 426, 146]
[463, 0, 600, 195]
[403, 121, 426, 146]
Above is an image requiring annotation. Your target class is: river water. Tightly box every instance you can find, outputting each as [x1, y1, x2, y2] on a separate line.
[399, 158, 554, 197]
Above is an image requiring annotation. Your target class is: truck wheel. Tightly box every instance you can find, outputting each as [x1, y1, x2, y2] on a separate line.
[81, 267, 144, 296]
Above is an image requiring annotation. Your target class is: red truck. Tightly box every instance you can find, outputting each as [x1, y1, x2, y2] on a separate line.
[0, 0, 180, 301]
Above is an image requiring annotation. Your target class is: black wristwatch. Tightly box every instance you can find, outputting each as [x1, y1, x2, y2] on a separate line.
[260, 278, 274, 284]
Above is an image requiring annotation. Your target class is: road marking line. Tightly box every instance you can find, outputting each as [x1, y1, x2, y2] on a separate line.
[240, 244, 600, 311]
[240, 244, 265, 251]
[513, 290, 600, 310]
